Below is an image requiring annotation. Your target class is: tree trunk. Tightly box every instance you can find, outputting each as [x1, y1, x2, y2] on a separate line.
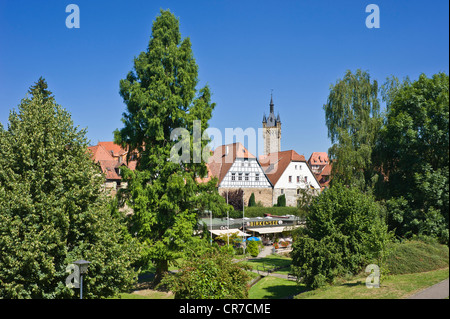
[153, 259, 169, 285]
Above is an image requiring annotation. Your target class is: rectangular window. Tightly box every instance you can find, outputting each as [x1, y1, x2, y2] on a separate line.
[245, 173, 249, 181]
[297, 176, 300, 183]
[289, 176, 292, 183]
[238, 173, 242, 181]
[281, 189, 284, 194]
[231, 173, 236, 181]
[255, 173, 259, 181]
[304, 176, 308, 183]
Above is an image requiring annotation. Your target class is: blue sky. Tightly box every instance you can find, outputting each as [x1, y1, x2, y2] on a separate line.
[0, 0, 448, 158]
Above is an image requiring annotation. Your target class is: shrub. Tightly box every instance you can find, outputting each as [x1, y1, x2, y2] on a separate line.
[276, 194, 286, 207]
[247, 241, 260, 257]
[248, 193, 256, 207]
[160, 248, 251, 299]
[290, 183, 389, 289]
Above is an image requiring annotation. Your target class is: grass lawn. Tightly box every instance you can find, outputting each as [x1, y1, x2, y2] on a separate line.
[295, 267, 449, 299]
[243, 255, 292, 275]
[117, 290, 174, 299]
[248, 276, 307, 299]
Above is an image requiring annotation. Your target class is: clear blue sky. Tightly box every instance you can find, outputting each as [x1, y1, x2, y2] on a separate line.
[0, 0, 448, 158]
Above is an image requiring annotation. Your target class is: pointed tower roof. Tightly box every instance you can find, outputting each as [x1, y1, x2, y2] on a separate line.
[266, 92, 277, 127]
[270, 93, 274, 114]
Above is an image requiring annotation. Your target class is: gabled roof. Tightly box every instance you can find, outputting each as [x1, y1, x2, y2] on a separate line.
[204, 142, 257, 186]
[88, 142, 137, 180]
[259, 150, 306, 186]
[98, 141, 127, 157]
[308, 152, 329, 165]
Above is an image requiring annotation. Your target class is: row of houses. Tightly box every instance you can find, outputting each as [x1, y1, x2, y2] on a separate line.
[88, 141, 332, 207]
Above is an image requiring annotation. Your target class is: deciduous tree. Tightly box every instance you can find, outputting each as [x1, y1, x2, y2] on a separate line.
[324, 69, 382, 190]
[0, 79, 139, 298]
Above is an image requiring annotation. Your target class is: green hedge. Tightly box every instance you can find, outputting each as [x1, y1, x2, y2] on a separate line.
[229, 206, 305, 219]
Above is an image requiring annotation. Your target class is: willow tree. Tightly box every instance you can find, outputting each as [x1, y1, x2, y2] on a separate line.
[324, 69, 382, 190]
[114, 10, 228, 283]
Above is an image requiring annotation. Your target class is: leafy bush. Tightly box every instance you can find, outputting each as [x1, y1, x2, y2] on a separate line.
[247, 241, 260, 257]
[290, 183, 389, 289]
[160, 248, 251, 299]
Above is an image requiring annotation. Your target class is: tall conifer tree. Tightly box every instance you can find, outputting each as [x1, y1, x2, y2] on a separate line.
[114, 9, 227, 283]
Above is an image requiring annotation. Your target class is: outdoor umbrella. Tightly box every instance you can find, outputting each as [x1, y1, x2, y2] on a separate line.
[247, 237, 261, 241]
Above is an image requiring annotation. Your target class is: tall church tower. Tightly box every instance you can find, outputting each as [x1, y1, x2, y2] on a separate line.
[262, 93, 281, 155]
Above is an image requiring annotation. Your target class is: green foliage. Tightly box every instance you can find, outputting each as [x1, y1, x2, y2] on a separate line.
[114, 9, 228, 283]
[290, 183, 389, 289]
[275, 194, 286, 207]
[247, 240, 260, 257]
[159, 248, 251, 299]
[228, 206, 303, 219]
[223, 188, 244, 212]
[384, 239, 449, 275]
[248, 193, 256, 207]
[374, 73, 449, 244]
[324, 69, 382, 190]
[296, 187, 316, 211]
[0, 81, 139, 298]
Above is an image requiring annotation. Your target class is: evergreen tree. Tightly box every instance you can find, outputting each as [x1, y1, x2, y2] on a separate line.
[114, 9, 228, 283]
[0, 80, 139, 298]
[276, 194, 286, 207]
[248, 193, 256, 207]
[28, 76, 54, 103]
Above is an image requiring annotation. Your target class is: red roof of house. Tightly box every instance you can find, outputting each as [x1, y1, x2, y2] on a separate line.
[98, 141, 127, 157]
[88, 142, 137, 180]
[259, 150, 306, 186]
[308, 152, 329, 165]
[199, 143, 256, 186]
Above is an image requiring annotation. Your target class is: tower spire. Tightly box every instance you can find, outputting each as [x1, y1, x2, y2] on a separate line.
[270, 89, 274, 114]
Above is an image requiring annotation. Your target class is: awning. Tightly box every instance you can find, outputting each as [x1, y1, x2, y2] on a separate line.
[209, 229, 250, 237]
[247, 225, 300, 234]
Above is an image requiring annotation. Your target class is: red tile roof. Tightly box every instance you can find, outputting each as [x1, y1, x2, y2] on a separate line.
[308, 152, 329, 165]
[200, 143, 257, 186]
[88, 142, 137, 180]
[259, 150, 306, 186]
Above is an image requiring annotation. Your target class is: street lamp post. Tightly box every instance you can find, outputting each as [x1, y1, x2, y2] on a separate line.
[73, 260, 90, 299]
[242, 196, 245, 256]
[210, 210, 212, 246]
[227, 191, 229, 246]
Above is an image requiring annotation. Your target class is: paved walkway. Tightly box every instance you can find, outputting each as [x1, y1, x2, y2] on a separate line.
[408, 279, 449, 299]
